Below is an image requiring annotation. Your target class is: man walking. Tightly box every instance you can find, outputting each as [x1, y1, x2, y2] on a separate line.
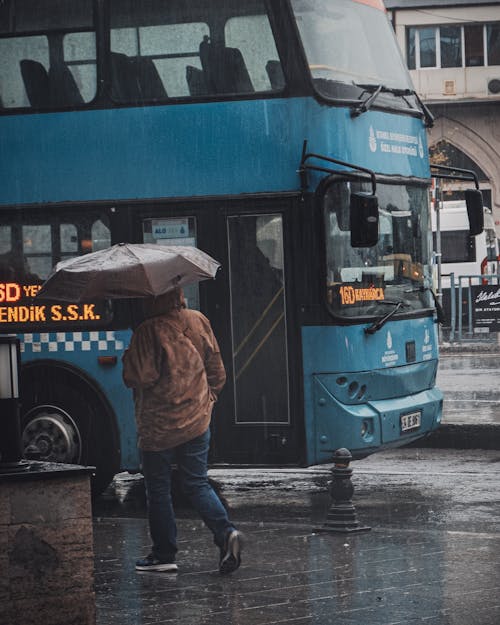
[122, 287, 242, 574]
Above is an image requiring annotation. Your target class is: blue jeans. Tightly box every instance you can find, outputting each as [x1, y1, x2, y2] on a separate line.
[141, 428, 235, 562]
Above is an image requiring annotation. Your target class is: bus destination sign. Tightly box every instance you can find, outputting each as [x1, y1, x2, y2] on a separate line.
[338, 285, 385, 306]
[0, 282, 112, 330]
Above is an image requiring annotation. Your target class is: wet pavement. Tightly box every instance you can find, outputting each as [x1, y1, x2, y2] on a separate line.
[437, 351, 500, 426]
[91, 346, 500, 624]
[92, 448, 500, 625]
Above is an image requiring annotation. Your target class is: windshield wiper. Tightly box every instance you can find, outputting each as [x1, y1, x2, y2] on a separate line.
[351, 83, 412, 117]
[404, 89, 434, 128]
[351, 83, 434, 127]
[404, 286, 446, 324]
[351, 83, 384, 117]
[364, 300, 409, 335]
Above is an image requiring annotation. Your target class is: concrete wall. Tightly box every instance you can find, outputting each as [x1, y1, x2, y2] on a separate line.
[0, 469, 95, 625]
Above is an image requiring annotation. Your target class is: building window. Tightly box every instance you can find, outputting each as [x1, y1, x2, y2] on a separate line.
[440, 26, 462, 68]
[407, 27, 416, 70]
[487, 23, 500, 65]
[407, 22, 500, 69]
[419, 27, 437, 68]
[464, 24, 484, 67]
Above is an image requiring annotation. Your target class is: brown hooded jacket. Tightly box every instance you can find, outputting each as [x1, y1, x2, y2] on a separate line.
[122, 294, 226, 451]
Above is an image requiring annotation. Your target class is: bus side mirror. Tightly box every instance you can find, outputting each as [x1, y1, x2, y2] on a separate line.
[350, 192, 379, 247]
[465, 189, 484, 236]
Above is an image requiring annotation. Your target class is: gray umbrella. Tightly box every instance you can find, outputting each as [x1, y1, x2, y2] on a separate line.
[36, 243, 220, 302]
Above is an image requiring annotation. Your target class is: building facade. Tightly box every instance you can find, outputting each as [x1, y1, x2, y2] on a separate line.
[385, 0, 500, 233]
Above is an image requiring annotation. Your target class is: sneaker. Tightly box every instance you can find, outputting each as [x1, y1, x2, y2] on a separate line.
[219, 530, 242, 575]
[135, 554, 178, 572]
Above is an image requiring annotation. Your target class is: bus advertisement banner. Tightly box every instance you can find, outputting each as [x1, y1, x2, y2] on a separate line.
[471, 285, 500, 333]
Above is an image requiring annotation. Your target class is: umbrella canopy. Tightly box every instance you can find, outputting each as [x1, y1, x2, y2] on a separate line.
[36, 243, 220, 302]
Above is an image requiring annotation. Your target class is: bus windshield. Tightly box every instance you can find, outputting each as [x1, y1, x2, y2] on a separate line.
[324, 180, 433, 319]
[291, 0, 413, 100]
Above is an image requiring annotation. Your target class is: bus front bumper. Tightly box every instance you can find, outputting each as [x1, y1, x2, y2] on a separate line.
[308, 384, 443, 464]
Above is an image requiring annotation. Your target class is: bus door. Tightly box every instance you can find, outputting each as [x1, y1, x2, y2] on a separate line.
[137, 208, 301, 466]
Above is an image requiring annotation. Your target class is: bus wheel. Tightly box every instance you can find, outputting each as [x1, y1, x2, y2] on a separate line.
[22, 405, 82, 464]
[20, 362, 120, 497]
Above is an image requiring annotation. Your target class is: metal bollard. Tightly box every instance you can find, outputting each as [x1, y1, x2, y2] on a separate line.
[316, 448, 370, 533]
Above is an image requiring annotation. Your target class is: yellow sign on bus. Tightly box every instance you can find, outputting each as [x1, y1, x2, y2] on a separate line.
[0, 282, 110, 329]
[339, 285, 385, 306]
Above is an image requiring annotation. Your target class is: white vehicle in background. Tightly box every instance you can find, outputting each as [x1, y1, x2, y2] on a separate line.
[432, 200, 499, 290]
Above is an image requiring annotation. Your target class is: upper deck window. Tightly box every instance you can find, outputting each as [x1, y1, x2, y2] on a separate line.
[291, 0, 413, 101]
[0, 0, 96, 109]
[109, 0, 283, 102]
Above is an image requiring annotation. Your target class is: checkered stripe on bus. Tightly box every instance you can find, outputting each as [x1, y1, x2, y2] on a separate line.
[21, 332, 126, 354]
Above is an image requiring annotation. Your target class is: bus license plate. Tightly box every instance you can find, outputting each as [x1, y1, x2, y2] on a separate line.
[400, 411, 421, 432]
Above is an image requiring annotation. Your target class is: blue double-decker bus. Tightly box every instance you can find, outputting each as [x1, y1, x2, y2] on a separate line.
[1, 0, 444, 493]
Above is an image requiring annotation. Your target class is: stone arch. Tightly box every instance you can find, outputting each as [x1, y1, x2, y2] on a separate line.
[428, 116, 500, 223]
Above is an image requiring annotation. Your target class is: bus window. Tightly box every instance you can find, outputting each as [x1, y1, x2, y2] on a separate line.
[0, 226, 11, 254]
[0, 226, 14, 281]
[61, 31, 96, 105]
[61, 224, 79, 256]
[21, 219, 110, 281]
[0, 211, 111, 330]
[0, 36, 49, 108]
[225, 15, 282, 92]
[0, 0, 96, 109]
[22, 224, 52, 280]
[290, 0, 414, 107]
[227, 214, 289, 425]
[324, 180, 433, 318]
[109, 0, 282, 101]
[256, 216, 284, 276]
[110, 20, 208, 100]
[0, 211, 110, 282]
[141, 216, 200, 310]
[91, 219, 111, 252]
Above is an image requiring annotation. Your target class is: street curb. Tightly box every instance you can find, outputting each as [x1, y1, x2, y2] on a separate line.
[409, 423, 500, 451]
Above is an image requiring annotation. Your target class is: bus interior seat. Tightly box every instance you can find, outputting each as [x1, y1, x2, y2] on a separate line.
[48, 64, 84, 106]
[21, 59, 83, 108]
[130, 57, 167, 100]
[199, 39, 254, 94]
[111, 53, 167, 102]
[186, 66, 209, 96]
[110, 52, 141, 101]
[266, 60, 285, 90]
[20, 59, 50, 108]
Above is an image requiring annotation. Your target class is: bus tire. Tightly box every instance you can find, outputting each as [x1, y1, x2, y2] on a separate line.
[19, 361, 120, 498]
